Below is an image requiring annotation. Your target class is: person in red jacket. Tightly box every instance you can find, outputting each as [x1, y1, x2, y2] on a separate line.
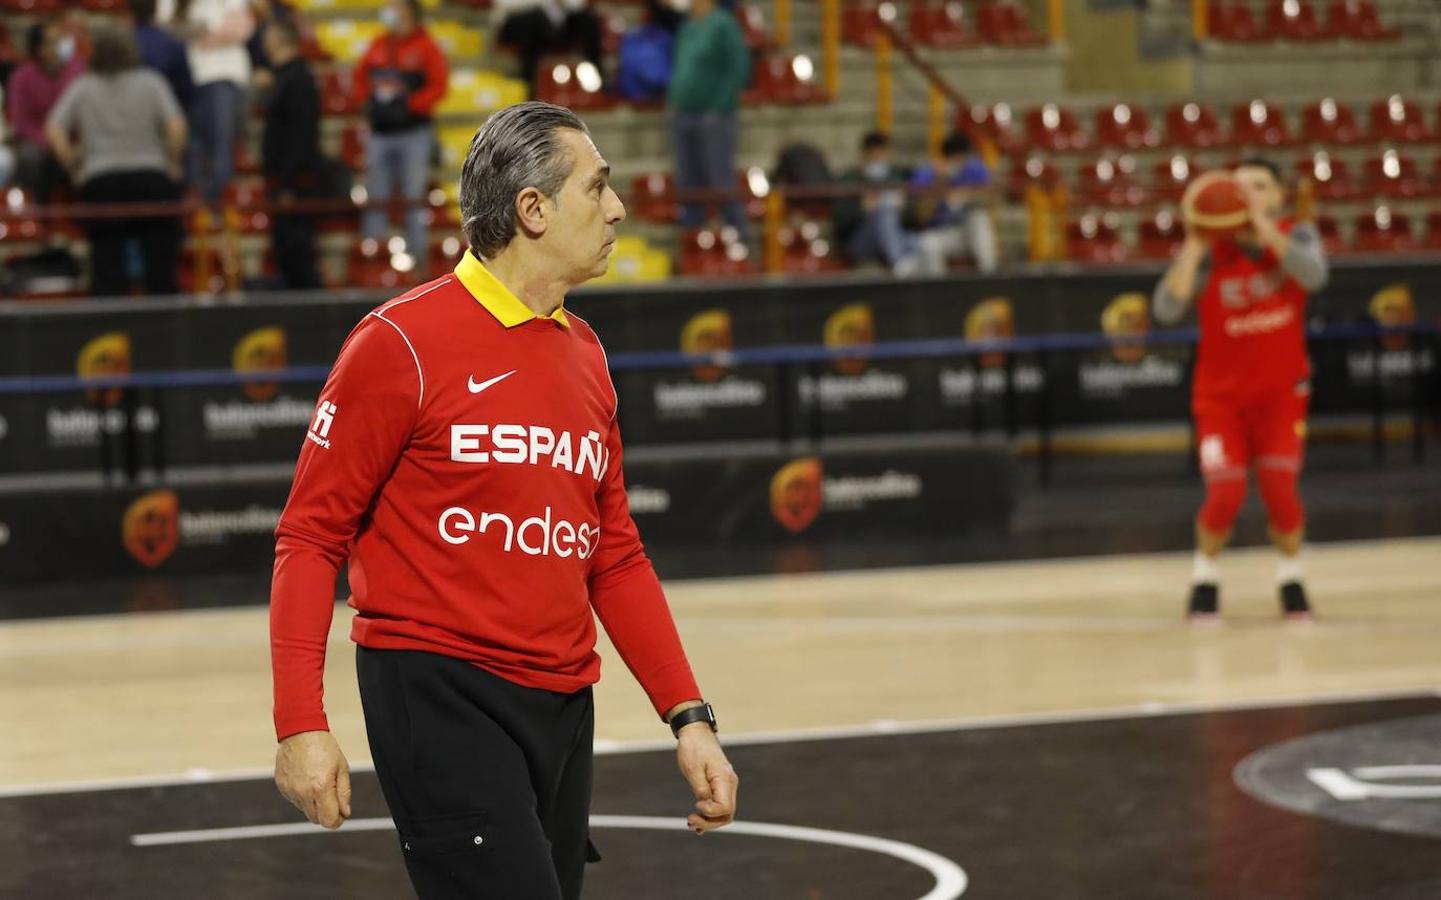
[270, 102, 738, 900]
[351, 0, 448, 275]
[1154, 158, 1327, 621]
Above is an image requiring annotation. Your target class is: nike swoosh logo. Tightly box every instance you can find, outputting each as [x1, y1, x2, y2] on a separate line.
[467, 370, 517, 394]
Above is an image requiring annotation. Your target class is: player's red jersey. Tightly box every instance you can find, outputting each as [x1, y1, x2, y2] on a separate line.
[1193, 219, 1310, 407]
[269, 252, 700, 741]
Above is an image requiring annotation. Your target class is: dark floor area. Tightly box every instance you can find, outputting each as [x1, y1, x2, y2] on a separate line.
[4, 696, 1440, 900]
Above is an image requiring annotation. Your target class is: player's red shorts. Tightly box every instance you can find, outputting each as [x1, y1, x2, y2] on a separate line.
[1193, 382, 1310, 481]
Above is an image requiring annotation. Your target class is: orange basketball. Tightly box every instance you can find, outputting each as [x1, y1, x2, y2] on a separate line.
[1181, 171, 1250, 237]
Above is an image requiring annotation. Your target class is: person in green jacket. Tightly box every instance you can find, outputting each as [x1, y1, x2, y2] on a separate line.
[667, 0, 749, 236]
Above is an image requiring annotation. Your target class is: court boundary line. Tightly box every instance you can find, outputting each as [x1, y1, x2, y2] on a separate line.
[3, 686, 1438, 799]
[127, 815, 968, 900]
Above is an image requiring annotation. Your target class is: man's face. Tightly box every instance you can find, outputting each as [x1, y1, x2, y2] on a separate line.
[1235, 165, 1283, 216]
[263, 26, 290, 64]
[388, 0, 415, 32]
[540, 129, 626, 284]
[861, 145, 890, 166]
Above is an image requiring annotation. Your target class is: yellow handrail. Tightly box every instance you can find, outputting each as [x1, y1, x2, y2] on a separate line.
[927, 84, 945, 159]
[875, 31, 893, 133]
[763, 191, 786, 273]
[1047, 0, 1065, 43]
[775, 0, 791, 48]
[1193, 0, 1208, 40]
[820, 0, 839, 98]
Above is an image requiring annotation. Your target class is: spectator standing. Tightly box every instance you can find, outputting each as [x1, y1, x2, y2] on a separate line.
[246, 0, 299, 82]
[46, 26, 187, 297]
[129, 0, 195, 112]
[7, 20, 85, 202]
[906, 131, 998, 275]
[181, 0, 254, 207]
[260, 18, 322, 289]
[667, 0, 749, 234]
[495, 0, 604, 91]
[831, 131, 920, 275]
[352, 0, 448, 271]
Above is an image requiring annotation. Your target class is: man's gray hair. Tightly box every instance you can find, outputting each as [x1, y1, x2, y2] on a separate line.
[459, 102, 588, 259]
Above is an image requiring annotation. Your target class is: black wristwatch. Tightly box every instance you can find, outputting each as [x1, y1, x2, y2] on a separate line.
[669, 702, 717, 738]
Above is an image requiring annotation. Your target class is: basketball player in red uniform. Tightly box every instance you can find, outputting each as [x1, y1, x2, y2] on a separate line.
[1153, 159, 1326, 620]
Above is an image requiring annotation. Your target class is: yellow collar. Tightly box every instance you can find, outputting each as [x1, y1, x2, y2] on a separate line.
[454, 250, 569, 329]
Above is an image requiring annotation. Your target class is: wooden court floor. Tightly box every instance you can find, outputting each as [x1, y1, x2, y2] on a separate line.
[3, 536, 1441, 790]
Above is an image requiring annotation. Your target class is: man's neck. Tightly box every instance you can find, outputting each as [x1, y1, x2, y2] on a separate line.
[481, 249, 569, 319]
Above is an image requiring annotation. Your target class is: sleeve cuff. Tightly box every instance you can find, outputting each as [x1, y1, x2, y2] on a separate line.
[275, 712, 331, 742]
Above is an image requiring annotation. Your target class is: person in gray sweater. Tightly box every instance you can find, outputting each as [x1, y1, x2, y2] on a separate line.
[46, 25, 188, 297]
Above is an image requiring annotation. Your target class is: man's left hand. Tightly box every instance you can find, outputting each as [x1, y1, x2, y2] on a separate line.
[675, 724, 739, 834]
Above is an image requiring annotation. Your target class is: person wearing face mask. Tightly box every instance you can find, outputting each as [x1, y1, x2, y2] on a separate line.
[831, 131, 921, 276]
[6, 19, 86, 203]
[178, 0, 255, 208]
[351, 0, 449, 275]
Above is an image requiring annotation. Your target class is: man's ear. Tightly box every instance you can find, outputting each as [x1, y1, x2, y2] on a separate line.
[515, 187, 548, 239]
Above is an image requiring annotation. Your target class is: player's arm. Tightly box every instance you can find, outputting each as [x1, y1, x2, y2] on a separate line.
[1153, 231, 1209, 325]
[587, 420, 739, 834]
[1253, 180, 1328, 293]
[270, 316, 421, 828]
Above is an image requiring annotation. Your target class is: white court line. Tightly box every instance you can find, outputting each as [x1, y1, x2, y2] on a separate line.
[131, 815, 968, 900]
[3, 686, 1438, 799]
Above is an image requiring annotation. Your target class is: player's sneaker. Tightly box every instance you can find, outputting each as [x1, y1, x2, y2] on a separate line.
[1279, 581, 1313, 621]
[1187, 583, 1220, 621]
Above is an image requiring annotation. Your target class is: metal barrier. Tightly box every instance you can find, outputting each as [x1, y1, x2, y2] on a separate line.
[0, 322, 1432, 486]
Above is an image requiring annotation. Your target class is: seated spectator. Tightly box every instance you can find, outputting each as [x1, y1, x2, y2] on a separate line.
[180, 0, 254, 207]
[668, 0, 749, 235]
[46, 26, 187, 297]
[260, 18, 322, 290]
[352, 0, 448, 271]
[495, 0, 604, 91]
[7, 19, 85, 202]
[831, 132, 919, 276]
[907, 131, 998, 275]
[129, 0, 195, 113]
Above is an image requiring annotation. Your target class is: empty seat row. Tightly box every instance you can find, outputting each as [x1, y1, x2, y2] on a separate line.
[1208, 0, 1398, 43]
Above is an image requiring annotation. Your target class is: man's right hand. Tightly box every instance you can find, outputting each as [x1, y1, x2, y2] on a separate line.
[274, 730, 352, 829]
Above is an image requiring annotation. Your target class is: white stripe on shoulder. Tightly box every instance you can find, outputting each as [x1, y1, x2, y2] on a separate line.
[364, 278, 452, 411]
[366, 311, 427, 411]
[567, 311, 619, 422]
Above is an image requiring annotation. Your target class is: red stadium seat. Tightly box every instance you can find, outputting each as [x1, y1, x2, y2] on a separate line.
[842, 2, 884, 47]
[1208, 1, 1264, 41]
[1008, 155, 1063, 195]
[1265, 0, 1324, 40]
[80, 0, 126, 11]
[1163, 102, 1223, 149]
[1138, 209, 1184, 259]
[679, 228, 756, 277]
[226, 181, 270, 234]
[0, 0, 64, 11]
[975, 1, 1046, 46]
[1095, 103, 1159, 150]
[1153, 155, 1203, 201]
[1324, 0, 1399, 40]
[1352, 206, 1416, 253]
[910, 1, 979, 47]
[320, 68, 353, 116]
[780, 221, 845, 274]
[535, 61, 614, 111]
[1025, 104, 1089, 153]
[748, 54, 826, 105]
[349, 237, 411, 289]
[1312, 213, 1346, 255]
[1066, 213, 1128, 264]
[0, 189, 46, 244]
[339, 123, 366, 171]
[233, 141, 260, 175]
[1368, 95, 1430, 143]
[1363, 149, 1425, 198]
[965, 103, 1024, 154]
[1230, 100, 1293, 147]
[739, 5, 774, 49]
[1078, 156, 1146, 207]
[1300, 97, 1362, 145]
[1295, 151, 1359, 201]
[1424, 211, 1441, 250]
[629, 172, 675, 223]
